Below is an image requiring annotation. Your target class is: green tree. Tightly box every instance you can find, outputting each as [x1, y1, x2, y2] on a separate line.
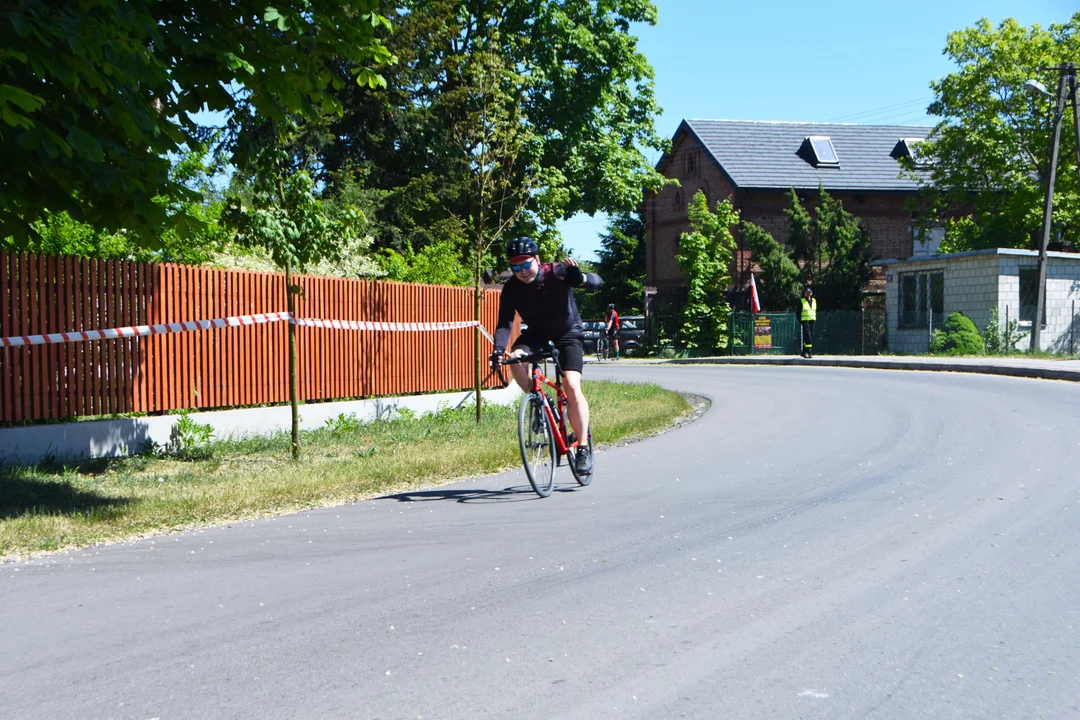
[740, 222, 801, 311]
[913, 14, 1080, 251]
[319, 0, 670, 260]
[813, 192, 874, 310]
[380, 240, 472, 286]
[742, 188, 871, 311]
[439, 21, 546, 422]
[226, 133, 367, 460]
[676, 191, 736, 350]
[1, 145, 233, 264]
[590, 211, 647, 316]
[1, 0, 392, 245]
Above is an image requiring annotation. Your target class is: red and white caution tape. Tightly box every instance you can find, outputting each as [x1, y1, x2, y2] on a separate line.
[291, 317, 480, 332]
[295, 316, 494, 343]
[1, 312, 495, 348]
[0, 312, 292, 348]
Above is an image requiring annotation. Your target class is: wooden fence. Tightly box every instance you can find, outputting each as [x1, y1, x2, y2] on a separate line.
[0, 252, 507, 423]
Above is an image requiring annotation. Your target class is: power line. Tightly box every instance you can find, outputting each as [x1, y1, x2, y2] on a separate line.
[859, 108, 939, 125]
[824, 97, 935, 123]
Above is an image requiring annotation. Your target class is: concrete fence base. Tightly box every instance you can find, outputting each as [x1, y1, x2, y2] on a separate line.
[0, 386, 522, 466]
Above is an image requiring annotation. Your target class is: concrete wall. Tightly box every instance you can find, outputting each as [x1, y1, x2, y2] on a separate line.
[997, 253, 1080, 353]
[0, 386, 522, 466]
[881, 249, 1080, 354]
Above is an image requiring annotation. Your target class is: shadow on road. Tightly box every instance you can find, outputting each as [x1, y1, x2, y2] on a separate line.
[383, 483, 582, 504]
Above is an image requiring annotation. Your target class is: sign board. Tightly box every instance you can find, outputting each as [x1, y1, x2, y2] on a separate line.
[753, 315, 772, 350]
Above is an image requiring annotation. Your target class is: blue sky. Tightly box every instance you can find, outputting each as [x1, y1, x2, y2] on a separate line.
[556, 0, 1076, 261]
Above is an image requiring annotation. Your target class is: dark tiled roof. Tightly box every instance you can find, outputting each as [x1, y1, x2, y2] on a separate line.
[678, 119, 933, 192]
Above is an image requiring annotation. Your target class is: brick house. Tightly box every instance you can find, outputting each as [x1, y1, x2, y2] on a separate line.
[645, 119, 934, 312]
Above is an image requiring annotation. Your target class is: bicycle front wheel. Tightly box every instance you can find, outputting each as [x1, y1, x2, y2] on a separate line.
[518, 393, 556, 497]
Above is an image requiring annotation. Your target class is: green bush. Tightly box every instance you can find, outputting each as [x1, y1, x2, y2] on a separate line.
[324, 413, 362, 435]
[982, 306, 1026, 354]
[167, 411, 215, 460]
[931, 312, 985, 355]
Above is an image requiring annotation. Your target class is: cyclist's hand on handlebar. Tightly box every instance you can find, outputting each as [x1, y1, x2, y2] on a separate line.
[489, 350, 505, 370]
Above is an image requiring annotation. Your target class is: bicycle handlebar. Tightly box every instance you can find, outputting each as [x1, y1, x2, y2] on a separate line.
[498, 343, 560, 367]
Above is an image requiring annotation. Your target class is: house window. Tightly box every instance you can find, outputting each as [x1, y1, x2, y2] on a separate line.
[912, 226, 944, 256]
[685, 150, 699, 177]
[799, 136, 840, 168]
[900, 271, 944, 328]
[1019, 268, 1046, 327]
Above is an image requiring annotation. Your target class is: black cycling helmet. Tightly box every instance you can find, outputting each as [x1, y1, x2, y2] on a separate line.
[607, 303, 615, 309]
[505, 237, 539, 258]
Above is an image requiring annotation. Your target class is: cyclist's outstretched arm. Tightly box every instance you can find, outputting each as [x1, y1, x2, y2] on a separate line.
[557, 258, 602, 290]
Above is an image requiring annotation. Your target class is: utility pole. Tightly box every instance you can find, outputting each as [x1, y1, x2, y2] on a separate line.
[1072, 66, 1080, 203]
[1031, 63, 1073, 353]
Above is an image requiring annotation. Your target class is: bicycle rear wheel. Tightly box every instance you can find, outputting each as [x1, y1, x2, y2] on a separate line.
[568, 427, 593, 486]
[518, 393, 556, 497]
[596, 336, 607, 362]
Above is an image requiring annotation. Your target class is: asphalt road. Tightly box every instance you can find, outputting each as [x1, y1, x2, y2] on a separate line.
[2, 365, 1078, 719]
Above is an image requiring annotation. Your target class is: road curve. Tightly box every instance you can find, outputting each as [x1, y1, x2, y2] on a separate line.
[2, 365, 1078, 719]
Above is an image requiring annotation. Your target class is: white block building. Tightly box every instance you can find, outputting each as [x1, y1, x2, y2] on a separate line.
[874, 249, 1080, 354]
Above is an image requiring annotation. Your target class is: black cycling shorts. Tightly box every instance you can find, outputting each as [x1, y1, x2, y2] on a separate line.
[512, 327, 585, 374]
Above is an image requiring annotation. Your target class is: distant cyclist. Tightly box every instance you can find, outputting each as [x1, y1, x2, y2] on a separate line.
[604, 303, 621, 360]
[490, 237, 603, 475]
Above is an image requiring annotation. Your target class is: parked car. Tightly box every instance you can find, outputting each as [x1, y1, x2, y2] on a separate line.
[580, 316, 645, 357]
[618, 316, 645, 356]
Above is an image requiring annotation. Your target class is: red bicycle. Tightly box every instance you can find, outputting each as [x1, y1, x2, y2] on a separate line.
[497, 344, 593, 497]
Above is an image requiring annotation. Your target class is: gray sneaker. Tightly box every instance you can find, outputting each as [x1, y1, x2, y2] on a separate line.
[575, 446, 593, 475]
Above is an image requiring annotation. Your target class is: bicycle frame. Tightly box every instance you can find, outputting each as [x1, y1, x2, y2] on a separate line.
[528, 362, 576, 458]
[495, 347, 580, 459]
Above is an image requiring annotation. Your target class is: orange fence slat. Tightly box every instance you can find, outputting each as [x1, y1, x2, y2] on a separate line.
[1, 253, 11, 422]
[76, 257, 88, 417]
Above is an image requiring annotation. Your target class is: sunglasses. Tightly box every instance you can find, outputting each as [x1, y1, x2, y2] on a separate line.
[510, 259, 534, 272]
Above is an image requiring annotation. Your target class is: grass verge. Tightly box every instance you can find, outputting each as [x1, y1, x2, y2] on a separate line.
[1, 381, 692, 560]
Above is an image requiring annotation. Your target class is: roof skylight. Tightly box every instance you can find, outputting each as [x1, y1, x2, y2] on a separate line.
[798, 136, 840, 168]
[891, 138, 932, 167]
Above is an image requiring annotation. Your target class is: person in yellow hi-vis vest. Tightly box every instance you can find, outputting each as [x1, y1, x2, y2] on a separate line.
[799, 286, 817, 358]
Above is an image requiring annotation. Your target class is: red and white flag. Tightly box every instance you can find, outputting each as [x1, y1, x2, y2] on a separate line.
[749, 273, 762, 314]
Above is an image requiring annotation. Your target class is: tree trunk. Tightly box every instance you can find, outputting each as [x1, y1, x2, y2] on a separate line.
[285, 263, 301, 460]
[474, 252, 483, 424]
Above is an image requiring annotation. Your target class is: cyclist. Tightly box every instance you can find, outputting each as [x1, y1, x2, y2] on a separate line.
[604, 303, 621, 360]
[490, 237, 603, 475]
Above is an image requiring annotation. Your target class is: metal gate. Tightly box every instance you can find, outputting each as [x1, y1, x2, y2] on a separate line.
[648, 309, 886, 356]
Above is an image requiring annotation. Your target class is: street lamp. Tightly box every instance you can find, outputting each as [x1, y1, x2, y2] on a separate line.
[1024, 62, 1080, 352]
[1023, 79, 1049, 97]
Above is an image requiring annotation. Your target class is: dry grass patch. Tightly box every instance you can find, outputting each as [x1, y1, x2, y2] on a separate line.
[1, 381, 692, 559]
